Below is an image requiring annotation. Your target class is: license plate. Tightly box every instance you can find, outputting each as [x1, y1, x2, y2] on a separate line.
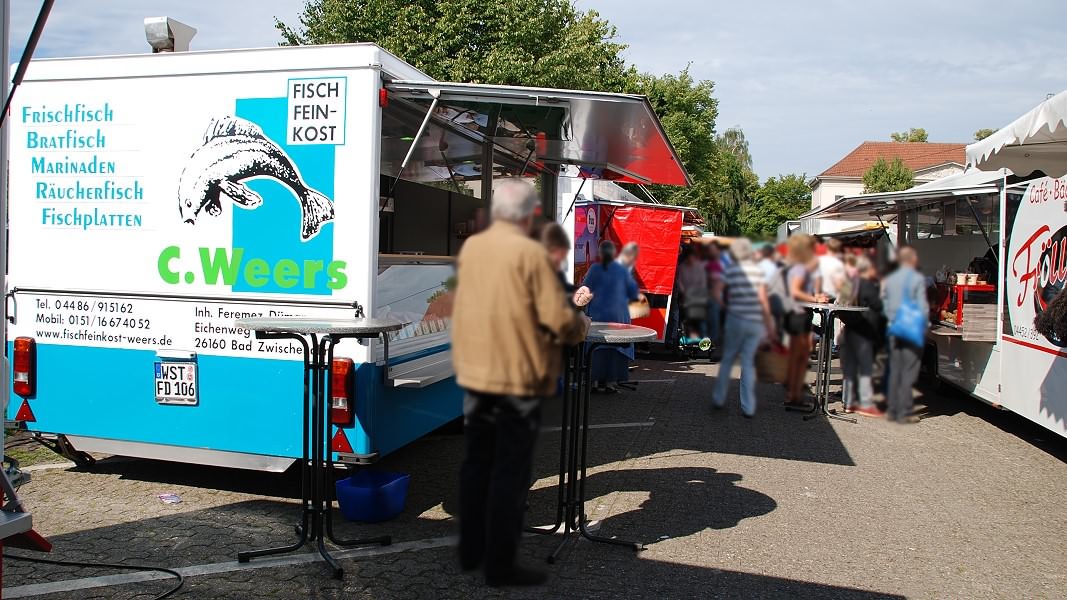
[154, 361, 198, 406]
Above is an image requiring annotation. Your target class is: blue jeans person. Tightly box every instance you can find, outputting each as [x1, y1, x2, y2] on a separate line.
[712, 315, 765, 416]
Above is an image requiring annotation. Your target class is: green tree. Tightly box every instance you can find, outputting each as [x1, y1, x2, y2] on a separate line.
[706, 128, 759, 235]
[277, 0, 635, 91]
[862, 157, 914, 193]
[715, 127, 753, 170]
[890, 127, 929, 143]
[738, 174, 811, 239]
[974, 128, 997, 141]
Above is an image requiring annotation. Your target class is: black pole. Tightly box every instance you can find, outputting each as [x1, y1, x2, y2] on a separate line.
[0, 0, 55, 128]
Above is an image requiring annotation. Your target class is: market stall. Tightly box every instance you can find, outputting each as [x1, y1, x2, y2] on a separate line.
[806, 168, 1012, 405]
[5, 43, 693, 470]
[803, 90, 1067, 439]
[967, 89, 1067, 439]
[571, 197, 697, 341]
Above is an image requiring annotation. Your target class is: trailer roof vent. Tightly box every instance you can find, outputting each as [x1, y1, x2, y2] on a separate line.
[144, 17, 197, 53]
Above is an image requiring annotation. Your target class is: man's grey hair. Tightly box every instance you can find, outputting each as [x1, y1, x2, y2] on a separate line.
[730, 237, 755, 263]
[855, 256, 872, 273]
[491, 179, 540, 223]
[620, 242, 639, 258]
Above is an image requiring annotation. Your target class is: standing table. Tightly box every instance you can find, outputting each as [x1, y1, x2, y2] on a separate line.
[789, 304, 869, 424]
[530, 322, 657, 563]
[234, 317, 404, 579]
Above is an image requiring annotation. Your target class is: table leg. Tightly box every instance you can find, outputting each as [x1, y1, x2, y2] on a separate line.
[806, 312, 856, 424]
[322, 337, 392, 549]
[574, 343, 644, 551]
[566, 346, 585, 533]
[527, 347, 574, 537]
[239, 334, 314, 563]
[304, 335, 343, 579]
[238, 330, 402, 579]
[549, 344, 588, 563]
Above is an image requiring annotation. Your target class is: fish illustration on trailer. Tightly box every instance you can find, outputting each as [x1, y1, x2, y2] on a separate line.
[178, 116, 334, 240]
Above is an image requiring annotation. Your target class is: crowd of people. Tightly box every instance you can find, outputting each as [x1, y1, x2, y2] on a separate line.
[449, 180, 932, 587]
[677, 232, 929, 424]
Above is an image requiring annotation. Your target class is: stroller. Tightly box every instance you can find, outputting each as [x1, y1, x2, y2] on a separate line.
[676, 289, 714, 359]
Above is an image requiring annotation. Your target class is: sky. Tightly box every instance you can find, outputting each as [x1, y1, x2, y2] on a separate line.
[7, 0, 1067, 179]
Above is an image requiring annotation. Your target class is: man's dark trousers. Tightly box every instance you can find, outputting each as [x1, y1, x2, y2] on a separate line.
[459, 391, 542, 579]
[887, 338, 922, 422]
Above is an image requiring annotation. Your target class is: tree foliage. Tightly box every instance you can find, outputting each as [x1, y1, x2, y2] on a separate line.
[974, 128, 997, 141]
[738, 174, 811, 240]
[277, 0, 635, 91]
[863, 157, 914, 193]
[705, 128, 759, 235]
[890, 128, 929, 143]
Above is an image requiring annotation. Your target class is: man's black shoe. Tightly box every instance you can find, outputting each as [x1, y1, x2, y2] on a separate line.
[486, 566, 548, 588]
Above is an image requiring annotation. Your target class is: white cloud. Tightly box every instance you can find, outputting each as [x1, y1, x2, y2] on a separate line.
[9, 1, 306, 58]
[579, 0, 1067, 179]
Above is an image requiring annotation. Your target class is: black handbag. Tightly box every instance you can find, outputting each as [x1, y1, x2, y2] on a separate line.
[783, 311, 812, 335]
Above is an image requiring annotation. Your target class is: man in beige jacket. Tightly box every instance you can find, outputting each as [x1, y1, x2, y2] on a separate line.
[452, 179, 589, 587]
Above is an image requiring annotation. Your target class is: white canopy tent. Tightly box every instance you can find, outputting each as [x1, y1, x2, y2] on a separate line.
[967, 89, 1067, 177]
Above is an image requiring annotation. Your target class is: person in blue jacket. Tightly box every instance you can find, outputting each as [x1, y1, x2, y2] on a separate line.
[582, 240, 640, 393]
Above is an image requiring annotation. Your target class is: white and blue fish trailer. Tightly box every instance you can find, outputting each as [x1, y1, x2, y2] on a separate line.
[4, 43, 690, 470]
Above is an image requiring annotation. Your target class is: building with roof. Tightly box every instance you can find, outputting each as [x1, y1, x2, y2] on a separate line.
[801, 141, 966, 235]
[810, 141, 966, 210]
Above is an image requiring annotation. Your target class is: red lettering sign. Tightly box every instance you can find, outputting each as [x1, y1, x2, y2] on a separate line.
[1013, 225, 1051, 306]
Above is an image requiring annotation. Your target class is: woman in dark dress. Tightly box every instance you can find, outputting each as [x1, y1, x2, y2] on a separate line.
[582, 240, 639, 393]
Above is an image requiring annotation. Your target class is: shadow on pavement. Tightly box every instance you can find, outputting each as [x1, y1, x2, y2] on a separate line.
[914, 386, 1067, 462]
[5, 500, 904, 600]
[528, 466, 777, 541]
[545, 553, 908, 600]
[594, 558, 906, 600]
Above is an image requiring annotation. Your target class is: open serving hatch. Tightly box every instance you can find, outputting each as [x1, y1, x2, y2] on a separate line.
[381, 81, 692, 188]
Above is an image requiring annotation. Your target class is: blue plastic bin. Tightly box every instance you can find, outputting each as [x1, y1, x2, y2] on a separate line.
[335, 470, 410, 523]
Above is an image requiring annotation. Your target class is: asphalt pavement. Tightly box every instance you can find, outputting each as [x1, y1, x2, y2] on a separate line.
[3, 356, 1065, 599]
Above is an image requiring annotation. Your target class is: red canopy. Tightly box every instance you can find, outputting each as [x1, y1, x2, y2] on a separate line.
[601, 205, 684, 295]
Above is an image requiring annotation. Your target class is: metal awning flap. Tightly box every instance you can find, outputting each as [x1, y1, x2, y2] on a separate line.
[807, 169, 1007, 221]
[385, 81, 692, 187]
[808, 186, 998, 221]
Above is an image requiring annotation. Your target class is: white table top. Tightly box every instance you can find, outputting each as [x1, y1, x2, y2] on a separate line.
[586, 322, 657, 344]
[236, 317, 406, 335]
[797, 302, 870, 312]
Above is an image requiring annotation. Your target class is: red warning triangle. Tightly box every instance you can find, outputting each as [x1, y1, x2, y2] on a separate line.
[331, 429, 353, 453]
[15, 400, 36, 422]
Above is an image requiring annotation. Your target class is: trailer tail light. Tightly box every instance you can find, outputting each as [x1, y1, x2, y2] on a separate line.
[378, 88, 389, 108]
[13, 337, 36, 398]
[330, 358, 354, 426]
